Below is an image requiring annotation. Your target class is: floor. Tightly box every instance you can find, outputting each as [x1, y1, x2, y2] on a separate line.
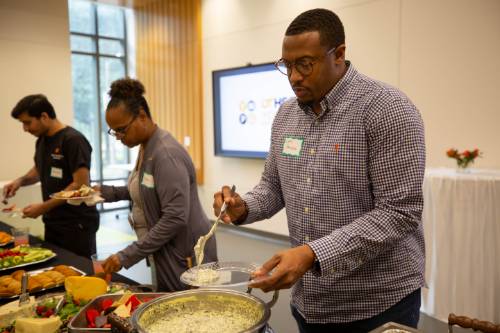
[97, 209, 467, 333]
[96, 210, 152, 285]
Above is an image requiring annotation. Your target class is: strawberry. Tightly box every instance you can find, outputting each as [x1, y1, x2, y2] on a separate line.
[86, 309, 100, 328]
[125, 295, 141, 312]
[101, 298, 114, 311]
[44, 309, 54, 317]
[36, 305, 46, 315]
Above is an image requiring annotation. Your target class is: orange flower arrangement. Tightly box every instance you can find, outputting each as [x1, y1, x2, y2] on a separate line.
[446, 148, 482, 169]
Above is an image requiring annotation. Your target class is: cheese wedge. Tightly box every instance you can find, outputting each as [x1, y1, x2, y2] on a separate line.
[112, 290, 132, 307]
[113, 302, 132, 318]
[64, 276, 108, 302]
[15, 317, 63, 333]
[0, 296, 35, 327]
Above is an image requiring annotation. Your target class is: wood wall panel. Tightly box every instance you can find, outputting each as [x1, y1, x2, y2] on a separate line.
[134, 0, 204, 184]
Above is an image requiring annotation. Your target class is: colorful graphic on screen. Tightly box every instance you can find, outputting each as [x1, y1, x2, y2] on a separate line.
[213, 63, 295, 158]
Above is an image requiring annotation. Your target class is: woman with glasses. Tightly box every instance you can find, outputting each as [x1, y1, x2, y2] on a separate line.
[98, 77, 217, 292]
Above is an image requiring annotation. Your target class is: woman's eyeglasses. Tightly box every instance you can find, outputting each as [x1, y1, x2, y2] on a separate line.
[107, 115, 137, 138]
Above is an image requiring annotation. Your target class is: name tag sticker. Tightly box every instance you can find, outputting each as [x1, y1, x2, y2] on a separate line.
[282, 136, 304, 157]
[142, 172, 155, 188]
[50, 167, 63, 179]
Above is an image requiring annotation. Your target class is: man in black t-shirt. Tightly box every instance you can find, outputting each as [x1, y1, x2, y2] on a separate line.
[3, 94, 99, 258]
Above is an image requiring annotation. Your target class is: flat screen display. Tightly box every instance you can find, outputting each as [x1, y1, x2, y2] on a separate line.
[213, 63, 295, 158]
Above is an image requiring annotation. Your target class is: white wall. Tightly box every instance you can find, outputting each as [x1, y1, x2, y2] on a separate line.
[399, 0, 500, 170]
[0, 0, 73, 235]
[0, 0, 73, 180]
[200, 0, 500, 236]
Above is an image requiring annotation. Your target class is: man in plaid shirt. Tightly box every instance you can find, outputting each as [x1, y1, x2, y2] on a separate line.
[214, 8, 425, 333]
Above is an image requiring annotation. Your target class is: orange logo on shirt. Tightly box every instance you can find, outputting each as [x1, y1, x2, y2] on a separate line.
[334, 144, 340, 153]
[51, 147, 64, 160]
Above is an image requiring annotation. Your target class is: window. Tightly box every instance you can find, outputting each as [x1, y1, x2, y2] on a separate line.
[68, 0, 136, 210]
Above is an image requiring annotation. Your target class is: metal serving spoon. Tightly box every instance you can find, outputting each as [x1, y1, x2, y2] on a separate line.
[194, 185, 235, 266]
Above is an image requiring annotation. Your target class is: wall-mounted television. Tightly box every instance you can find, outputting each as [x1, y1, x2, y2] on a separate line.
[213, 62, 295, 158]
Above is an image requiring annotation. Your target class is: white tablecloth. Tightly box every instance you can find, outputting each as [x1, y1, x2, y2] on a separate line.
[421, 168, 500, 323]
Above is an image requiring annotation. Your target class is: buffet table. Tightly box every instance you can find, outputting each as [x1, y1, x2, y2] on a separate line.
[421, 168, 500, 323]
[0, 220, 137, 305]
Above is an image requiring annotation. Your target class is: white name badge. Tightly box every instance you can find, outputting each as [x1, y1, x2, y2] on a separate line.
[50, 167, 63, 179]
[142, 172, 155, 188]
[282, 137, 304, 157]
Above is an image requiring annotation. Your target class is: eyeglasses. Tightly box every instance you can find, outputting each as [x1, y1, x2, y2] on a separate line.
[107, 115, 137, 138]
[275, 46, 337, 77]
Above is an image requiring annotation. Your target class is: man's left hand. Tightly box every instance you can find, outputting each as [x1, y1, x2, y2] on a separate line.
[22, 202, 47, 218]
[103, 254, 122, 273]
[250, 244, 316, 292]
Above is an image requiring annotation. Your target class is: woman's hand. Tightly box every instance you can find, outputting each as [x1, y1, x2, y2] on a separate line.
[102, 254, 122, 273]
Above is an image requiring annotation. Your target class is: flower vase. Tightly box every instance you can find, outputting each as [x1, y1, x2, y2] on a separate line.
[456, 161, 472, 174]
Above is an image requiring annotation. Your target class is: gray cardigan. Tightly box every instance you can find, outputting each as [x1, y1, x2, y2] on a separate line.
[101, 127, 217, 291]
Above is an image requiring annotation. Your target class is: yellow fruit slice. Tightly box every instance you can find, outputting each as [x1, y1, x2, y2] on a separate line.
[64, 276, 108, 302]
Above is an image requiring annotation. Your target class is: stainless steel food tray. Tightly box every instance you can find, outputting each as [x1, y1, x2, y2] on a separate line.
[0, 250, 56, 272]
[0, 265, 85, 300]
[68, 292, 166, 333]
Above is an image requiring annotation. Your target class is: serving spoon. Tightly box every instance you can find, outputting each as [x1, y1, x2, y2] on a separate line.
[194, 185, 235, 267]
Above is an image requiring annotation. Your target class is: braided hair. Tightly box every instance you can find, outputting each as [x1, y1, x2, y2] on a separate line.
[107, 77, 151, 118]
[286, 8, 345, 49]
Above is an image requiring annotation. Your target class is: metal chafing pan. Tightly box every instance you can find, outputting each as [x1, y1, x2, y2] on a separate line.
[131, 288, 279, 333]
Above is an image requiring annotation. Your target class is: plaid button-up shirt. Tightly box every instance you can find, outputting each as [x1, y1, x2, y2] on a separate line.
[241, 62, 426, 323]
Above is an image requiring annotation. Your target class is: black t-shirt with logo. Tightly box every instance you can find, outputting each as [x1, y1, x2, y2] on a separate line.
[34, 127, 99, 229]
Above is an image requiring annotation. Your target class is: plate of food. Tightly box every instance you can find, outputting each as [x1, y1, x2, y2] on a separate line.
[1, 204, 24, 218]
[0, 232, 13, 247]
[50, 184, 95, 200]
[1, 204, 16, 213]
[0, 287, 88, 332]
[180, 261, 260, 288]
[0, 246, 56, 272]
[0, 265, 84, 299]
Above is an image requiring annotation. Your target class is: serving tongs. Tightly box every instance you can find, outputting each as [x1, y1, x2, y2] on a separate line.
[53, 294, 66, 316]
[194, 185, 236, 265]
[18, 273, 30, 306]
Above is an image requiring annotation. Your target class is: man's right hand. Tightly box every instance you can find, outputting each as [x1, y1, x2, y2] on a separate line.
[3, 179, 22, 199]
[213, 185, 247, 224]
